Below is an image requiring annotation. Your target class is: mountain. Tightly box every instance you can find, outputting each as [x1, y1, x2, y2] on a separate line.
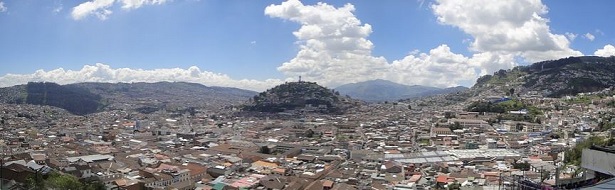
[0, 82, 104, 115]
[334, 79, 468, 102]
[473, 56, 615, 98]
[0, 82, 257, 115]
[243, 81, 355, 114]
[405, 56, 615, 109]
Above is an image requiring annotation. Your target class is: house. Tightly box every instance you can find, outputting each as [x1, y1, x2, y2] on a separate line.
[432, 127, 453, 136]
[322, 180, 334, 190]
[30, 153, 46, 165]
[173, 162, 198, 180]
[380, 160, 403, 173]
[259, 174, 287, 189]
[65, 154, 114, 164]
[1, 163, 35, 183]
[331, 183, 357, 190]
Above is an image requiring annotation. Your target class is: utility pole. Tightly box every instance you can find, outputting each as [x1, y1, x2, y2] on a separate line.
[540, 165, 545, 187]
[498, 172, 502, 190]
[1, 157, 3, 190]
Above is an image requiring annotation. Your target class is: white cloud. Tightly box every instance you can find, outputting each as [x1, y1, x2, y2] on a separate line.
[584, 33, 595, 41]
[71, 0, 115, 20]
[265, 0, 479, 88]
[431, 0, 582, 62]
[71, 0, 169, 20]
[119, 0, 168, 10]
[594, 44, 615, 57]
[389, 45, 478, 87]
[0, 1, 7, 13]
[565, 32, 577, 41]
[0, 63, 284, 92]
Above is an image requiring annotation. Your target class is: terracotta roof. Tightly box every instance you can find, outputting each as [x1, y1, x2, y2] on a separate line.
[436, 175, 448, 183]
[252, 160, 279, 168]
[184, 162, 207, 176]
[323, 180, 334, 187]
[114, 179, 127, 186]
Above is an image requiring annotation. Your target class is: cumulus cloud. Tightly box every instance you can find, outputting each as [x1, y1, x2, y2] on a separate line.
[0, 63, 284, 92]
[584, 33, 595, 41]
[119, 0, 168, 10]
[0, 1, 7, 13]
[431, 0, 582, 62]
[72, 0, 114, 20]
[71, 0, 168, 20]
[265, 0, 479, 88]
[594, 44, 615, 57]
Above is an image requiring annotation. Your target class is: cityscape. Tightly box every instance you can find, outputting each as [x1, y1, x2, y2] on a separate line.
[2, 0, 615, 190]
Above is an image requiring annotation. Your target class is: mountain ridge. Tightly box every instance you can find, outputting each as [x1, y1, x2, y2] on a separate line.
[334, 79, 468, 102]
[0, 81, 257, 115]
[473, 56, 615, 98]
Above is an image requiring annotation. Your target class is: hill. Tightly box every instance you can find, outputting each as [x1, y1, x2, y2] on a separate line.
[0, 82, 103, 115]
[0, 82, 257, 115]
[243, 81, 354, 114]
[334, 79, 468, 102]
[404, 56, 615, 109]
[474, 56, 615, 98]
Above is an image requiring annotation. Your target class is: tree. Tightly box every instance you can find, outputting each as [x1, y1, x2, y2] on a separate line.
[448, 180, 461, 190]
[509, 88, 515, 97]
[25, 172, 87, 190]
[564, 136, 608, 165]
[408, 105, 412, 110]
[512, 160, 531, 171]
[572, 167, 584, 178]
[444, 112, 456, 119]
[541, 170, 551, 182]
[449, 122, 462, 131]
[515, 123, 524, 132]
[305, 129, 315, 138]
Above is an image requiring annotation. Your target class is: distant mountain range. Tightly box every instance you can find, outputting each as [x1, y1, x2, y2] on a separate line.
[0, 82, 257, 115]
[334, 79, 468, 102]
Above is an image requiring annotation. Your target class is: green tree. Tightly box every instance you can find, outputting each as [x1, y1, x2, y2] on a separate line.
[512, 160, 531, 171]
[305, 129, 315, 138]
[449, 122, 462, 130]
[444, 112, 456, 119]
[46, 172, 84, 190]
[515, 123, 524, 131]
[448, 180, 461, 190]
[564, 136, 610, 165]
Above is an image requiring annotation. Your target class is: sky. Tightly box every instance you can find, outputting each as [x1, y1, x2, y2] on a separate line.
[1, 0, 615, 91]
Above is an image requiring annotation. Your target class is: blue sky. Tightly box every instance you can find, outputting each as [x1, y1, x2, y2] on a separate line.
[0, 0, 614, 91]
